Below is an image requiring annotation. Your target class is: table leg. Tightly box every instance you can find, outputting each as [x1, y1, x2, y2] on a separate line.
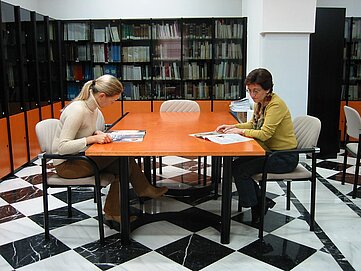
[120, 156, 130, 245]
[221, 156, 232, 244]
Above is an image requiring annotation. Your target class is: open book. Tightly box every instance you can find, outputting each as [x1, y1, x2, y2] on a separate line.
[108, 130, 146, 142]
[190, 131, 253, 145]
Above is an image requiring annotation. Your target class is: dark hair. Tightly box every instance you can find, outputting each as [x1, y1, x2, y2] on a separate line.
[244, 68, 274, 92]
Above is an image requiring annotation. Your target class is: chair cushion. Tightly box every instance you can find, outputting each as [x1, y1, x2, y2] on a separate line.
[252, 164, 312, 181]
[346, 142, 358, 157]
[47, 172, 115, 187]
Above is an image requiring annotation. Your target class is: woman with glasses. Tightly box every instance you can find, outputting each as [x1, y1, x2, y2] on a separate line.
[216, 68, 298, 224]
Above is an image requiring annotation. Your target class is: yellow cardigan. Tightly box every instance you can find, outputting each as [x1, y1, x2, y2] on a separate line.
[235, 93, 297, 150]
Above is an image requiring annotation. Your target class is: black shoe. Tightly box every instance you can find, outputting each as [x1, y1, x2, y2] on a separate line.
[251, 198, 276, 224]
[264, 197, 276, 214]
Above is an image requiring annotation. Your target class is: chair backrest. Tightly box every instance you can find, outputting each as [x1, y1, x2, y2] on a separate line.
[35, 119, 60, 154]
[160, 100, 200, 112]
[344, 105, 361, 139]
[293, 115, 321, 149]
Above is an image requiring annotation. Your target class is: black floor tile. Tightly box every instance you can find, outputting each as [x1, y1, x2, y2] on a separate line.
[239, 234, 317, 271]
[156, 233, 234, 271]
[0, 233, 70, 269]
[74, 233, 151, 270]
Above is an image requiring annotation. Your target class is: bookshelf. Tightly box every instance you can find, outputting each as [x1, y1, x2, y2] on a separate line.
[61, 17, 247, 104]
[121, 19, 152, 100]
[63, 20, 92, 100]
[213, 18, 245, 100]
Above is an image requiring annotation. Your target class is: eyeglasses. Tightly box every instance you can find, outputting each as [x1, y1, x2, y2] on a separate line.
[246, 88, 262, 96]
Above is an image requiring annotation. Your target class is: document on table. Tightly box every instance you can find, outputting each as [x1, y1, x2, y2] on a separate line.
[108, 130, 146, 142]
[190, 131, 253, 144]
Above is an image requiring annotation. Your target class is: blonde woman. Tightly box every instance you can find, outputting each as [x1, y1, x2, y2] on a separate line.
[52, 74, 168, 225]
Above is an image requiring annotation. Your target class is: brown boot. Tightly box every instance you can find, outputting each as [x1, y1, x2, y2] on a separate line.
[137, 185, 168, 199]
[129, 158, 168, 198]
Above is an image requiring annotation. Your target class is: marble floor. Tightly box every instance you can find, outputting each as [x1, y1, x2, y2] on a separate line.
[0, 151, 360, 271]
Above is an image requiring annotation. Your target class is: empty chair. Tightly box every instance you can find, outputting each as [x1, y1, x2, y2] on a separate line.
[35, 118, 114, 243]
[251, 115, 321, 240]
[342, 105, 361, 199]
[158, 100, 207, 187]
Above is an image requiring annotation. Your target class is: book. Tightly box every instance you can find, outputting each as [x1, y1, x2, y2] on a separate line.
[108, 130, 146, 142]
[190, 131, 253, 145]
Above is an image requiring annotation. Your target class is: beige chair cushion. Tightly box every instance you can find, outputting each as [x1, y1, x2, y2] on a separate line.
[252, 164, 312, 181]
[47, 172, 115, 186]
[346, 142, 358, 156]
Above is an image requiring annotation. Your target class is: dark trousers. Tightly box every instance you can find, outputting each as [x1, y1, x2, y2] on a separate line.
[232, 152, 299, 207]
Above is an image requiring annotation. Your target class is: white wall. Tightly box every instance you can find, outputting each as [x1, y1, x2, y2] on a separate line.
[3, 0, 243, 19]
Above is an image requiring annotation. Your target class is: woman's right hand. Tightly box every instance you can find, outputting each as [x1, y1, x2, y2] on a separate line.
[216, 124, 236, 133]
[87, 132, 112, 145]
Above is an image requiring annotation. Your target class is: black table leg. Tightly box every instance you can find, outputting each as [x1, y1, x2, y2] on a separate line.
[221, 156, 232, 244]
[120, 156, 130, 245]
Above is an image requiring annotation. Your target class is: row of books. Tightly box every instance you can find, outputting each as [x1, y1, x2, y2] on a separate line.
[213, 62, 243, 80]
[92, 44, 121, 62]
[123, 82, 150, 100]
[342, 84, 361, 100]
[153, 42, 181, 60]
[152, 23, 181, 39]
[183, 82, 210, 99]
[122, 46, 150, 62]
[351, 19, 361, 39]
[122, 65, 150, 80]
[183, 23, 212, 39]
[350, 42, 361, 59]
[183, 62, 209, 80]
[215, 21, 243, 39]
[93, 64, 119, 79]
[122, 24, 151, 40]
[153, 63, 181, 80]
[65, 44, 91, 61]
[183, 41, 212, 59]
[153, 85, 181, 99]
[64, 23, 90, 41]
[66, 63, 92, 81]
[66, 83, 81, 100]
[214, 83, 241, 99]
[214, 42, 242, 59]
[93, 26, 120, 43]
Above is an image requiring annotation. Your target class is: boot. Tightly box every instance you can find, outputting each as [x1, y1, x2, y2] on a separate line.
[129, 158, 168, 198]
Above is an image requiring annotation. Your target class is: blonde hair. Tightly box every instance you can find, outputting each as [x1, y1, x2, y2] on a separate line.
[74, 74, 123, 101]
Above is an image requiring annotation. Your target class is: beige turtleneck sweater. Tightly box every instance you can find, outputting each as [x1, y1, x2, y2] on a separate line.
[52, 93, 100, 166]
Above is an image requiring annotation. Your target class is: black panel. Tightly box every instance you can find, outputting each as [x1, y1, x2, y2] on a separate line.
[308, 8, 346, 158]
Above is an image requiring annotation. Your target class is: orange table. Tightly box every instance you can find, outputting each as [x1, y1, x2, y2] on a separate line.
[86, 112, 265, 244]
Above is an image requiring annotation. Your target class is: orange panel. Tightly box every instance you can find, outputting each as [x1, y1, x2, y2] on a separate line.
[10, 113, 29, 170]
[123, 101, 151, 113]
[27, 109, 41, 160]
[197, 101, 211, 112]
[53, 102, 63, 119]
[212, 100, 231, 112]
[41, 105, 52, 120]
[0, 118, 12, 178]
[152, 101, 163, 112]
[100, 101, 122, 124]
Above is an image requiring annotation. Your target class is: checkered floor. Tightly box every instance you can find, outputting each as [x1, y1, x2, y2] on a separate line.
[0, 152, 360, 271]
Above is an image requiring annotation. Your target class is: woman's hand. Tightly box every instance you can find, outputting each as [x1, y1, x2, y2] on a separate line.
[87, 131, 112, 144]
[223, 127, 245, 135]
[215, 124, 236, 133]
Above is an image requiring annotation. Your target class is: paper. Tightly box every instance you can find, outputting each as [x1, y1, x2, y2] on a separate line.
[108, 130, 146, 142]
[191, 131, 253, 145]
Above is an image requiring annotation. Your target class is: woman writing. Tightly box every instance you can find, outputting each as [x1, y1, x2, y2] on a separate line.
[216, 68, 298, 223]
[52, 74, 168, 225]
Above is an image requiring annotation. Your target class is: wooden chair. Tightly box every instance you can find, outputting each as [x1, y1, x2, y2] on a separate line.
[35, 114, 114, 243]
[251, 115, 321, 240]
[341, 105, 361, 199]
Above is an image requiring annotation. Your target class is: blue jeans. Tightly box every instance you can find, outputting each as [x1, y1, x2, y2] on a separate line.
[232, 152, 299, 207]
